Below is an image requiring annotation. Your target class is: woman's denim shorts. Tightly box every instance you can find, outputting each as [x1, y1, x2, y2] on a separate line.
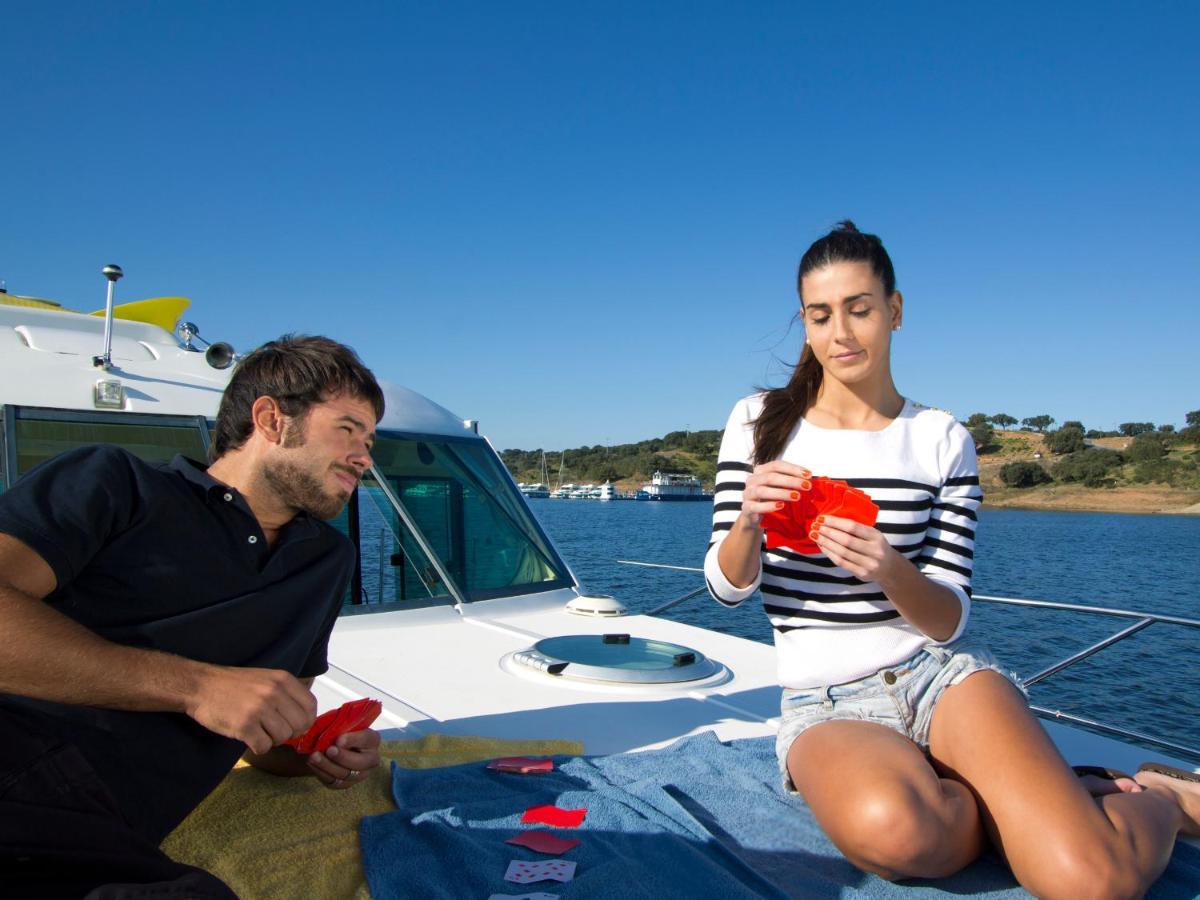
[775, 638, 1025, 792]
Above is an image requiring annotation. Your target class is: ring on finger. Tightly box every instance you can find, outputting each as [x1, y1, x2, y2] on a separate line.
[349, 770, 359, 778]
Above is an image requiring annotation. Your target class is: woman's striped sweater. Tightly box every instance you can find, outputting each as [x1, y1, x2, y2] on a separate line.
[703, 395, 983, 689]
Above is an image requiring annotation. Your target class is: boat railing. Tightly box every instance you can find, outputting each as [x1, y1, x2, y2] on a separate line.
[618, 559, 1200, 762]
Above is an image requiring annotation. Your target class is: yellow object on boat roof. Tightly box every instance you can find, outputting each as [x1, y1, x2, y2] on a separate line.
[1, 293, 191, 333]
[89, 296, 191, 332]
[0, 294, 66, 310]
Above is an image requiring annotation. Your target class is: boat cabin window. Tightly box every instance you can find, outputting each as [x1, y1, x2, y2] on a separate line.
[1, 406, 210, 490]
[349, 432, 573, 609]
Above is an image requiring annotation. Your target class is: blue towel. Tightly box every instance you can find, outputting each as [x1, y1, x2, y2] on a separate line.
[360, 731, 1200, 899]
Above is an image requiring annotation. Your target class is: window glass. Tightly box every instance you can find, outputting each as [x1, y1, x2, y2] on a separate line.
[353, 433, 572, 608]
[13, 416, 208, 477]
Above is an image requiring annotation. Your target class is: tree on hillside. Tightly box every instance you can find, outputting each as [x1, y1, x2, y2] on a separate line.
[1061, 420, 1084, 432]
[1053, 449, 1124, 487]
[1118, 422, 1155, 437]
[1045, 426, 1085, 455]
[1127, 432, 1167, 462]
[1159, 424, 1176, 434]
[968, 423, 995, 453]
[1000, 461, 1052, 488]
[992, 413, 1017, 429]
[965, 413, 990, 429]
[1021, 415, 1055, 432]
[1187, 410, 1200, 427]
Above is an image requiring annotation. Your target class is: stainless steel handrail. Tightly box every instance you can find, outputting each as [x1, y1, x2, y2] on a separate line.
[617, 558, 1200, 760]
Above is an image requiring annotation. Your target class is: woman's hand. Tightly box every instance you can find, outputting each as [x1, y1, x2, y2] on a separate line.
[740, 461, 812, 527]
[812, 515, 903, 586]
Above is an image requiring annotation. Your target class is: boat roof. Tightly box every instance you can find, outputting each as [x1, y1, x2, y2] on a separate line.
[0, 300, 478, 438]
[376, 381, 479, 439]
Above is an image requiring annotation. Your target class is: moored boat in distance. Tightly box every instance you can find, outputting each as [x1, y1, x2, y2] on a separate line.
[635, 470, 712, 501]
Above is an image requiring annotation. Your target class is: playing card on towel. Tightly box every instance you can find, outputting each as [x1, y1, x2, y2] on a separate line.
[505, 860, 576, 884]
[506, 830, 579, 855]
[521, 804, 586, 828]
[488, 757, 555, 774]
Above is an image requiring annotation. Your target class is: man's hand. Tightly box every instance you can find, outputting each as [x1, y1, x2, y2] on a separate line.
[185, 665, 317, 754]
[307, 728, 382, 789]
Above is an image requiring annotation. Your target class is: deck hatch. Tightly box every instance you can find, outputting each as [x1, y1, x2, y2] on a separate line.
[512, 634, 717, 684]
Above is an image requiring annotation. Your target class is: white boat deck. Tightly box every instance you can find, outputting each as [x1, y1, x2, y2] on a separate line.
[320, 591, 783, 755]
[318, 589, 1199, 802]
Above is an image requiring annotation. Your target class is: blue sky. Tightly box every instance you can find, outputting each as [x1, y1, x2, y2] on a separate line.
[3, 2, 1197, 450]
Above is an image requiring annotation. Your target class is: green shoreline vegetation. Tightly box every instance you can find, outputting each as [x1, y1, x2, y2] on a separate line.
[500, 409, 1200, 514]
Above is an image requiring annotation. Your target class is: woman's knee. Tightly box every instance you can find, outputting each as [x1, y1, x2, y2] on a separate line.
[834, 780, 980, 880]
[1016, 840, 1143, 900]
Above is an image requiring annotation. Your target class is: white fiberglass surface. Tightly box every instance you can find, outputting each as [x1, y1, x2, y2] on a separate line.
[324, 608, 781, 754]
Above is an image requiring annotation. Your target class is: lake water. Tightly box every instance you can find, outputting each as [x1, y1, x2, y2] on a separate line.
[526, 499, 1200, 756]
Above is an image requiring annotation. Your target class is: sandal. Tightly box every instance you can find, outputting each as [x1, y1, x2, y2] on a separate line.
[1137, 762, 1200, 783]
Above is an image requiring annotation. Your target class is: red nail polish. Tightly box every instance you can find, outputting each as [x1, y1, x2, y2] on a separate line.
[790, 491, 799, 500]
[800, 480, 812, 490]
[776, 501, 785, 509]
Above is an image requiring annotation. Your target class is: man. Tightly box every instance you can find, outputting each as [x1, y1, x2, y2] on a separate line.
[0, 334, 385, 897]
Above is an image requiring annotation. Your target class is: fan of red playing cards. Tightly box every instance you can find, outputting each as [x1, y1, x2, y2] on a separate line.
[283, 697, 383, 754]
[760, 476, 878, 555]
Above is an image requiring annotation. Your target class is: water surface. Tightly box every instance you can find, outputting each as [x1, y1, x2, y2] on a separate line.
[527, 500, 1200, 755]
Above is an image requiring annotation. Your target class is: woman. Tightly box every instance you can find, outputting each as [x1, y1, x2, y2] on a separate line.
[704, 221, 1198, 897]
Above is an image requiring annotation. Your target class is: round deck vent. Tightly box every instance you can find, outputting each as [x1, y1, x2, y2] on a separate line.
[564, 593, 626, 617]
[510, 634, 717, 684]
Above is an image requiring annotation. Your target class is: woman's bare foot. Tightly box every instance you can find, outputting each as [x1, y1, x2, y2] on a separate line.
[1136, 764, 1200, 837]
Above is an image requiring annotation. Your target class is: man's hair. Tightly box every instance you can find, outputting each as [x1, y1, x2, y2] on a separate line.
[211, 334, 385, 459]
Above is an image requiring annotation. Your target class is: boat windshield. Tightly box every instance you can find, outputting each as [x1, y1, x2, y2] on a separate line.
[351, 432, 573, 610]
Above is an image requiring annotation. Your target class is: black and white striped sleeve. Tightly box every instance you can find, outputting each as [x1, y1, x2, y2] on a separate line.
[703, 398, 761, 607]
[916, 422, 982, 642]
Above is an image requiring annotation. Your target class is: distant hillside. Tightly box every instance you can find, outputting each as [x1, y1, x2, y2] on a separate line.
[501, 424, 1200, 514]
[501, 429, 722, 492]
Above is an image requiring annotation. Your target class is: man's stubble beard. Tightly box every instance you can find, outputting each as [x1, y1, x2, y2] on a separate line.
[261, 417, 350, 520]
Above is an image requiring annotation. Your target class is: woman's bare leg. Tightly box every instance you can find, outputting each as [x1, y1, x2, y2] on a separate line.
[930, 670, 1188, 899]
[786, 719, 986, 880]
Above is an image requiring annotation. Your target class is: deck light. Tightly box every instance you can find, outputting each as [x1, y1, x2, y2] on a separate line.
[93, 378, 125, 409]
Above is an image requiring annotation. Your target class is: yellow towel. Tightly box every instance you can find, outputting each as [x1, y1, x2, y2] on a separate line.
[161, 735, 583, 900]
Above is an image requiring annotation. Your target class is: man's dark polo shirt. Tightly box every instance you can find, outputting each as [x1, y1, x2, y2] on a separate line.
[0, 444, 354, 842]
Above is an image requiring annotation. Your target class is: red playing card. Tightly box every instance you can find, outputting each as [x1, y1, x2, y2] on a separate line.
[506, 830, 580, 855]
[285, 707, 339, 754]
[521, 804, 587, 828]
[283, 698, 383, 753]
[761, 476, 879, 555]
[488, 757, 555, 774]
[341, 698, 383, 735]
[834, 488, 879, 527]
[318, 698, 383, 753]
